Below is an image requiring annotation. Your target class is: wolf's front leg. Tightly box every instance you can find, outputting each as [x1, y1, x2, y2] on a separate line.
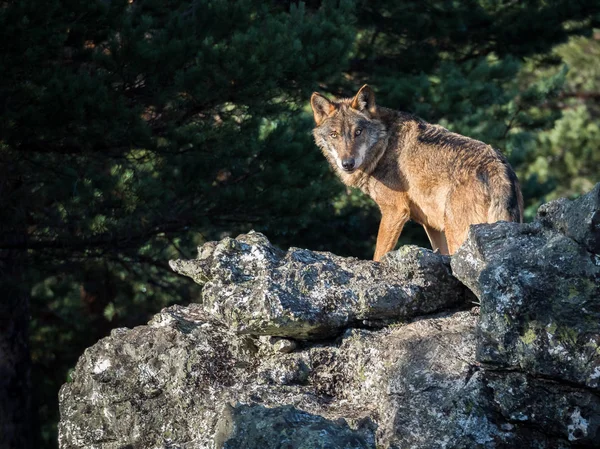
[373, 208, 410, 261]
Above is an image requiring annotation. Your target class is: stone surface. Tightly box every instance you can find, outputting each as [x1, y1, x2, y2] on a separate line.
[258, 336, 298, 354]
[452, 220, 600, 390]
[537, 182, 600, 255]
[169, 232, 472, 339]
[58, 303, 600, 449]
[57, 305, 475, 449]
[481, 371, 600, 445]
[217, 404, 375, 449]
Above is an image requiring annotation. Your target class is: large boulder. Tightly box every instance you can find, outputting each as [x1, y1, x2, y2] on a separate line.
[452, 185, 600, 391]
[58, 303, 600, 449]
[169, 232, 472, 339]
[58, 303, 478, 449]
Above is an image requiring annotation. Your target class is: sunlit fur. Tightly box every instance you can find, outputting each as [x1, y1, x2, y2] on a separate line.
[310, 85, 523, 260]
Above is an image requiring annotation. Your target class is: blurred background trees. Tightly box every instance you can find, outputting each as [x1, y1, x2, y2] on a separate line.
[1, 0, 599, 447]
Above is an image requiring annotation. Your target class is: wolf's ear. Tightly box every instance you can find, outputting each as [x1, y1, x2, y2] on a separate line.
[311, 92, 335, 126]
[351, 84, 376, 115]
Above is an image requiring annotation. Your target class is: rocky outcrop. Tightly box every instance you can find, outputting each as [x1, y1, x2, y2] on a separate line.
[169, 234, 472, 339]
[451, 185, 600, 445]
[59, 184, 600, 449]
[59, 304, 480, 449]
[452, 220, 600, 389]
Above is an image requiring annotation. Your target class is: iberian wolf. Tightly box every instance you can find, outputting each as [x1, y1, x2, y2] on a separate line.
[311, 85, 523, 260]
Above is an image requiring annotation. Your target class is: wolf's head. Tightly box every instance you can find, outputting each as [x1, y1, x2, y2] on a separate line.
[311, 85, 385, 174]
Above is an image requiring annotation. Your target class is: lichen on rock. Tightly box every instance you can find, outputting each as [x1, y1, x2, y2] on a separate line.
[169, 232, 472, 339]
[452, 184, 600, 391]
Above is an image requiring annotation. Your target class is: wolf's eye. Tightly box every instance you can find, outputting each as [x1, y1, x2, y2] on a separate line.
[355, 128, 362, 136]
[330, 131, 338, 138]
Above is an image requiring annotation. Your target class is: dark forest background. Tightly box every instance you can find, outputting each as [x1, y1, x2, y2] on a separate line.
[1, 1, 600, 447]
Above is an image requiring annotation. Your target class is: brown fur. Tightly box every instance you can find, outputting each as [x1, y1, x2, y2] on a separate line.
[311, 85, 523, 261]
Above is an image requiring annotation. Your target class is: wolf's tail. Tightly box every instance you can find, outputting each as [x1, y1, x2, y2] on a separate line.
[487, 165, 523, 223]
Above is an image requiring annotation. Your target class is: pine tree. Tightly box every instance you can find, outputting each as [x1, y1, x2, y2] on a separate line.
[0, 1, 355, 446]
[522, 30, 600, 206]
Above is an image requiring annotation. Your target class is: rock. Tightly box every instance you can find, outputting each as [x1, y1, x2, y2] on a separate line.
[216, 404, 375, 449]
[537, 182, 600, 255]
[451, 184, 600, 392]
[481, 371, 600, 445]
[451, 369, 600, 447]
[452, 220, 600, 390]
[258, 336, 298, 354]
[169, 232, 472, 340]
[59, 303, 600, 448]
[57, 305, 470, 449]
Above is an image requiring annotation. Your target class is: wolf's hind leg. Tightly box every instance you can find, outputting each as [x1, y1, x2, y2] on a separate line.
[444, 183, 489, 254]
[443, 224, 466, 255]
[423, 225, 449, 255]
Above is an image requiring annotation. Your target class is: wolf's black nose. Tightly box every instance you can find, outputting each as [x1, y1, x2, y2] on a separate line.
[342, 158, 355, 171]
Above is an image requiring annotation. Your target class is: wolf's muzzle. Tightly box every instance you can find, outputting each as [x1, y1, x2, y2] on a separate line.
[342, 158, 355, 171]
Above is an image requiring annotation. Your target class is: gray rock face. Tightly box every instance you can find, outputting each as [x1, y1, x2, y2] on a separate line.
[59, 184, 600, 449]
[481, 371, 600, 445]
[59, 304, 482, 449]
[537, 182, 600, 254]
[450, 183, 600, 446]
[170, 232, 471, 339]
[452, 193, 600, 391]
[217, 404, 375, 449]
[58, 304, 600, 449]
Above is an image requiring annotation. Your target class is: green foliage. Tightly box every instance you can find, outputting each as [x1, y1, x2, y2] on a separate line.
[521, 31, 600, 211]
[1, 1, 356, 446]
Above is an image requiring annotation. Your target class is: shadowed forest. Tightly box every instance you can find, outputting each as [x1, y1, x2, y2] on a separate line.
[1, 1, 600, 447]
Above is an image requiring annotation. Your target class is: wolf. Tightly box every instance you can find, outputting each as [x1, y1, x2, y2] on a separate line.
[310, 84, 523, 261]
